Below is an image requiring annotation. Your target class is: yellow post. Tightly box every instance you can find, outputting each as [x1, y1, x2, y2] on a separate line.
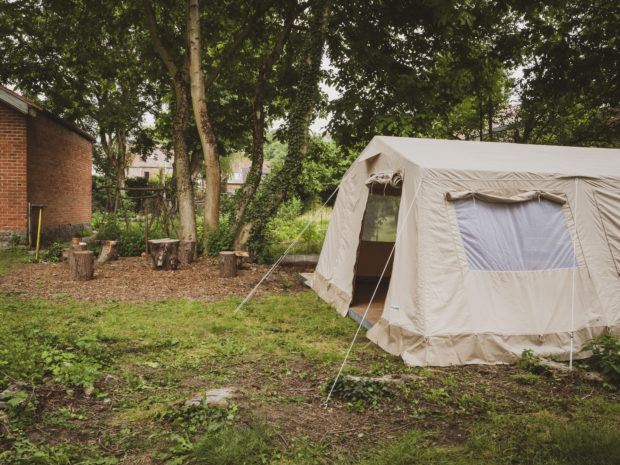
[35, 207, 42, 262]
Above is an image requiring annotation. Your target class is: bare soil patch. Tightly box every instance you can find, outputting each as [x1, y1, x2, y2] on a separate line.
[0, 257, 309, 303]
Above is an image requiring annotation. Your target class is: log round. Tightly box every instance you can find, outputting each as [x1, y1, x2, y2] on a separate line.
[178, 240, 196, 264]
[98, 240, 119, 263]
[72, 251, 94, 281]
[68, 243, 86, 270]
[219, 251, 237, 278]
[148, 239, 180, 271]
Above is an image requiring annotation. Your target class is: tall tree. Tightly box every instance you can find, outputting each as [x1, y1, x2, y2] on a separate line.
[143, 0, 198, 258]
[233, 0, 331, 248]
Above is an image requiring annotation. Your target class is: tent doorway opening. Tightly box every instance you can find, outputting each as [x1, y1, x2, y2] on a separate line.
[350, 186, 401, 326]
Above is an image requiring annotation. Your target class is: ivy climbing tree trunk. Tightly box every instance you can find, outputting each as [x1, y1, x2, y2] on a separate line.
[143, 0, 197, 256]
[232, 7, 297, 235]
[187, 0, 220, 239]
[232, 0, 331, 249]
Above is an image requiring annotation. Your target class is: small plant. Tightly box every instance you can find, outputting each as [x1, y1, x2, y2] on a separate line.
[158, 403, 236, 433]
[322, 375, 392, 411]
[9, 232, 22, 247]
[579, 331, 620, 385]
[41, 241, 63, 263]
[516, 349, 550, 375]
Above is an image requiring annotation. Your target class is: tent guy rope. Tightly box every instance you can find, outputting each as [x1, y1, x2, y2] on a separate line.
[323, 179, 424, 409]
[233, 182, 342, 314]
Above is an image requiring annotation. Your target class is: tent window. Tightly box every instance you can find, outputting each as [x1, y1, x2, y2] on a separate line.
[453, 197, 577, 271]
[361, 193, 400, 242]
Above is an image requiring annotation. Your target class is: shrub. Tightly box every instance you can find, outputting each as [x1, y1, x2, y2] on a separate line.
[41, 241, 63, 263]
[205, 221, 233, 257]
[96, 217, 122, 241]
[580, 332, 620, 384]
[119, 227, 145, 257]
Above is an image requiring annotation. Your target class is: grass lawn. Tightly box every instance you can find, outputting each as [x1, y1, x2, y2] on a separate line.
[0, 251, 618, 464]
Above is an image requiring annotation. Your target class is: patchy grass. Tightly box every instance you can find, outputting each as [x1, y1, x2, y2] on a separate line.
[0, 246, 30, 275]
[0, 247, 618, 464]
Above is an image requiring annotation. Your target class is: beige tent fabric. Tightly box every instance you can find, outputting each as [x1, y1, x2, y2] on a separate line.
[312, 137, 620, 366]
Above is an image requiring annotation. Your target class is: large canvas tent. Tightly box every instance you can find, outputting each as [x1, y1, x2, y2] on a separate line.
[311, 136, 620, 366]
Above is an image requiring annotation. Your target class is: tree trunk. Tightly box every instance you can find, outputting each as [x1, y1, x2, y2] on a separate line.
[233, 1, 331, 248]
[487, 96, 494, 141]
[231, 10, 296, 249]
[172, 75, 198, 261]
[143, 0, 197, 262]
[72, 251, 94, 281]
[219, 251, 237, 278]
[98, 240, 119, 263]
[188, 0, 220, 238]
[149, 239, 180, 270]
[178, 240, 196, 264]
[479, 100, 484, 141]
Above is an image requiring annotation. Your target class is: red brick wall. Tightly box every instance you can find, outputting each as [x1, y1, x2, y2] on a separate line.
[27, 112, 92, 237]
[0, 102, 28, 238]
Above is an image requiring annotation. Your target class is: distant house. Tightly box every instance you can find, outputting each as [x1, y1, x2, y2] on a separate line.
[225, 157, 271, 193]
[127, 147, 173, 180]
[0, 86, 94, 246]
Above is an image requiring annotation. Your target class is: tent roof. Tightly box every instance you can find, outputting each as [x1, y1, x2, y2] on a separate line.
[359, 136, 620, 178]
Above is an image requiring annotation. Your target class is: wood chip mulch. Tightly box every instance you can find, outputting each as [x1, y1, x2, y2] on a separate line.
[0, 256, 309, 303]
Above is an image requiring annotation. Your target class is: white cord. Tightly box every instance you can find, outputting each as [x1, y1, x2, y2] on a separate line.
[233, 183, 342, 313]
[323, 178, 423, 409]
[569, 178, 579, 370]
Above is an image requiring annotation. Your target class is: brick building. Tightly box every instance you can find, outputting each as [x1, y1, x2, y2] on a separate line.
[0, 86, 93, 246]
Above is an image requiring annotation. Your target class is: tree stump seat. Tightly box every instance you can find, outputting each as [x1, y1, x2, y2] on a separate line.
[148, 239, 180, 271]
[72, 250, 94, 281]
[219, 251, 237, 278]
[98, 240, 119, 263]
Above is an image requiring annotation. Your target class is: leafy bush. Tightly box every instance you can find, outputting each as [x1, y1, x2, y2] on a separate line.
[41, 241, 63, 263]
[96, 216, 122, 241]
[205, 221, 233, 257]
[580, 332, 620, 384]
[119, 226, 145, 257]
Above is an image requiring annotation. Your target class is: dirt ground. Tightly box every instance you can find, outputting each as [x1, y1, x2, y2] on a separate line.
[0, 256, 310, 303]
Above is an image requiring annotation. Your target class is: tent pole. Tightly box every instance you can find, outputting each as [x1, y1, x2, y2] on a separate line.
[323, 178, 423, 409]
[569, 178, 579, 370]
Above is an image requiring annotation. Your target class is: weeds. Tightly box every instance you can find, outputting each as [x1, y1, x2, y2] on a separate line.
[322, 375, 392, 411]
[580, 331, 620, 385]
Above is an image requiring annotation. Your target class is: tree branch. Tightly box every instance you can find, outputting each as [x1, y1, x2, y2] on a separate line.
[142, 0, 178, 78]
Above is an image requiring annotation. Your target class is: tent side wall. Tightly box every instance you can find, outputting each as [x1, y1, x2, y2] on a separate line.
[369, 171, 619, 366]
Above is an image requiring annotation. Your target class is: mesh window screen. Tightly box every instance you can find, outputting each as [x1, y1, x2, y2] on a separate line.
[361, 193, 401, 242]
[454, 197, 577, 271]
